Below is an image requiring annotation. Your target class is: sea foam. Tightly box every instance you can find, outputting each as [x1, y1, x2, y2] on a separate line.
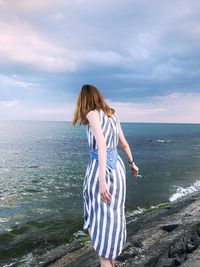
[169, 180, 200, 202]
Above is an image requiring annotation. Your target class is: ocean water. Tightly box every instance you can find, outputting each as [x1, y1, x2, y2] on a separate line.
[0, 120, 200, 266]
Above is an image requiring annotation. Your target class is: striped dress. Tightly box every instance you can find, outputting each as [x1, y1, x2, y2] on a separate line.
[83, 108, 127, 259]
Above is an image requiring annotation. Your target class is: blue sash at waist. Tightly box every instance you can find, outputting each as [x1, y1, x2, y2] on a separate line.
[89, 147, 118, 171]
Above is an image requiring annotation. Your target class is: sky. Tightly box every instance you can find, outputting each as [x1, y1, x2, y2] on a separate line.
[0, 0, 200, 123]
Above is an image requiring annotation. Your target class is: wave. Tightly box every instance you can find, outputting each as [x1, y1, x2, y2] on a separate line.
[2, 263, 15, 267]
[126, 202, 171, 224]
[156, 139, 171, 143]
[146, 139, 171, 143]
[126, 206, 145, 218]
[169, 180, 200, 202]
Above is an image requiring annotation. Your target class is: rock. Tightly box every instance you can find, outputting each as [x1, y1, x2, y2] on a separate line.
[31, 191, 200, 267]
[186, 241, 196, 253]
[181, 246, 200, 267]
[160, 223, 179, 233]
[156, 257, 181, 267]
[191, 232, 200, 246]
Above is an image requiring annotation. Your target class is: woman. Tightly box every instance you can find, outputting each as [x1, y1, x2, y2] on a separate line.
[72, 84, 139, 267]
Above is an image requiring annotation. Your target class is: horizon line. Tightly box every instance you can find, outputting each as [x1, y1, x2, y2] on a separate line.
[0, 119, 200, 125]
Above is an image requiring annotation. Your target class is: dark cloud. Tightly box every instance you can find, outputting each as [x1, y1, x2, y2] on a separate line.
[0, 0, 200, 104]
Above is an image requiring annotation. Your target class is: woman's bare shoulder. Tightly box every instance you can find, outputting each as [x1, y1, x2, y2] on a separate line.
[86, 109, 99, 119]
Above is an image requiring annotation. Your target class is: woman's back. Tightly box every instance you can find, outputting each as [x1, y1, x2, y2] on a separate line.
[86, 109, 119, 150]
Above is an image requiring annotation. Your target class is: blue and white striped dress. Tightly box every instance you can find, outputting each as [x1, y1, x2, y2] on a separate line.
[83, 108, 127, 259]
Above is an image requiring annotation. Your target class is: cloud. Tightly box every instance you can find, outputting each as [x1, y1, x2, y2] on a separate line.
[0, 0, 58, 11]
[0, 74, 39, 88]
[1, 0, 200, 78]
[0, 18, 125, 73]
[0, 99, 20, 107]
[0, 92, 199, 123]
[109, 92, 200, 123]
[0, 99, 73, 121]
[0, 0, 200, 122]
[31, 107, 67, 114]
[0, 20, 78, 72]
[14, 80, 38, 88]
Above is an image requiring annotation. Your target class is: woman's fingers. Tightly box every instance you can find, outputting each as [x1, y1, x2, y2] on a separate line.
[131, 166, 139, 177]
[99, 180, 111, 203]
[102, 194, 110, 203]
[106, 191, 111, 202]
[101, 190, 111, 203]
[135, 167, 139, 175]
[135, 170, 139, 176]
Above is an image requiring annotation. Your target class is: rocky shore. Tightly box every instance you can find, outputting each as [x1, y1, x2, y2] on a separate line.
[28, 192, 200, 267]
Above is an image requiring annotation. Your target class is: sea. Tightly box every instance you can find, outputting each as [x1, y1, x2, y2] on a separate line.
[0, 120, 200, 266]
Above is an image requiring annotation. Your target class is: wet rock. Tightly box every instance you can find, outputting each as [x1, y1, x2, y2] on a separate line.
[186, 241, 196, 253]
[35, 191, 200, 267]
[156, 257, 181, 267]
[181, 246, 200, 267]
[160, 223, 179, 233]
[191, 232, 200, 246]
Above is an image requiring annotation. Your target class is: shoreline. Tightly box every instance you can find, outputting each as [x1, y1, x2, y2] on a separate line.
[23, 191, 200, 267]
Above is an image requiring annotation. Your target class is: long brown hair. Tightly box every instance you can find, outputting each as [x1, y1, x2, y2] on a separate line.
[72, 84, 115, 126]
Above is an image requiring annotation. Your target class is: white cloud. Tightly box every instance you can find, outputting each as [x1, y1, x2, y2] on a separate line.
[0, 92, 199, 123]
[0, 99, 20, 107]
[0, 0, 58, 10]
[31, 107, 68, 114]
[52, 12, 65, 21]
[0, 18, 126, 72]
[0, 21, 77, 72]
[109, 92, 200, 123]
[0, 74, 38, 88]
[14, 81, 38, 88]
[0, 101, 74, 121]
[30, 102, 76, 121]
[86, 50, 124, 65]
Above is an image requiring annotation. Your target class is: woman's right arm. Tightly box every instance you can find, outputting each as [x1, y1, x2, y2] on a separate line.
[86, 110, 111, 203]
[116, 116, 139, 176]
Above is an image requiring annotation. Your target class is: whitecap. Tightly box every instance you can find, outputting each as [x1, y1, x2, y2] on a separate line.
[156, 139, 171, 143]
[73, 229, 87, 238]
[126, 206, 146, 218]
[169, 180, 200, 202]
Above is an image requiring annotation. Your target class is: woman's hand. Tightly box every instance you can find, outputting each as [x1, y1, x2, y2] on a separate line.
[99, 179, 111, 203]
[130, 162, 139, 177]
